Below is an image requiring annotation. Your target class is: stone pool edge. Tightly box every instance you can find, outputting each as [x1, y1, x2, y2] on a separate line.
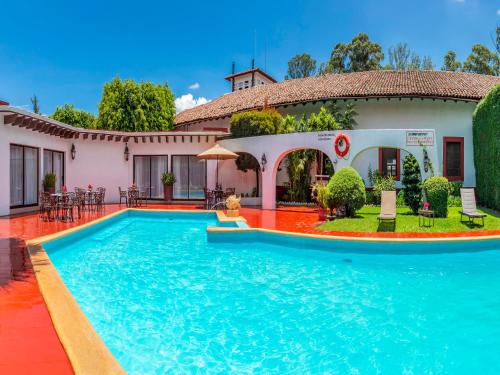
[207, 226, 500, 243]
[25, 208, 246, 374]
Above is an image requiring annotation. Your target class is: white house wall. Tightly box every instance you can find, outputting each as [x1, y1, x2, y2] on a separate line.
[0, 116, 218, 216]
[188, 98, 477, 186]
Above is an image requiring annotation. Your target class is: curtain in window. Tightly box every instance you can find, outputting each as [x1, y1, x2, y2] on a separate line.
[53, 152, 63, 192]
[172, 155, 206, 199]
[172, 156, 190, 199]
[134, 156, 151, 194]
[24, 148, 38, 205]
[150, 156, 168, 199]
[10, 146, 23, 206]
[43, 150, 53, 178]
[189, 156, 206, 199]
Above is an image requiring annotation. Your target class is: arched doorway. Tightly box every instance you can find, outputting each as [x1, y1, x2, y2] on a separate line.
[350, 146, 420, 188]
[275, 149, 334, 205]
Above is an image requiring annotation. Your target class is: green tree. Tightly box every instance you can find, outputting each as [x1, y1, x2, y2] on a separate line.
[402, 154, 422, 214]
[493, 26, 499, 54]
[388, 43, 411, 70]
[441, 51, 462, 72]
[329, 102, 358, 129]
[307, 107, 341, 131]
[319, 33, 384, 74]
[31, 95, 40, 114]
[50, 104, 96, 128]
[285, 53, 317, 79]
[97, 77, 176, 131]
[462, 44, 500, 76]
[230, 109, 283, 137]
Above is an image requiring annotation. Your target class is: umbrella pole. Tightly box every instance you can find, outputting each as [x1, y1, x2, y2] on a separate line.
[216, 157, 219, 188]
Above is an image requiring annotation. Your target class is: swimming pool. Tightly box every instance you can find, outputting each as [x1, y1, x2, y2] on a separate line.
[43, 211, 500, 374]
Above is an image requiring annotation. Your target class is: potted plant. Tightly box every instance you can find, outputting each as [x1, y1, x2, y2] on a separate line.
[312, 182, 331, 221]
[43, 173, 56, 194]
[225, 194, 241, 217]
[161, 172, 176, 201]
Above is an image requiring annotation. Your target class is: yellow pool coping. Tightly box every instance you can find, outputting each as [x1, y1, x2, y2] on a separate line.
[25, 208, 499, 373]
[25, 208, 246, 374]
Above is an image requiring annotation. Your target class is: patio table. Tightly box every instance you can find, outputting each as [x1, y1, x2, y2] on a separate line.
[418, 209, 435, 227]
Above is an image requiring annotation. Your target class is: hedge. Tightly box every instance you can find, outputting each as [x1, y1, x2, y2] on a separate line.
[473, 84, 500, 210]
[230, 109, 283, 138]
[423, 176, 449, 217]
[327, 166, 366, 217]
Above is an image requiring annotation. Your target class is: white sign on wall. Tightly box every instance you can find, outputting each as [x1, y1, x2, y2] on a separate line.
[406, 130, 434, 146]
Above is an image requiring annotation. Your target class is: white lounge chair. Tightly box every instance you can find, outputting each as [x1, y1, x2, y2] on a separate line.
[377, 191, 396, 225]
[460, 188, 486, 226]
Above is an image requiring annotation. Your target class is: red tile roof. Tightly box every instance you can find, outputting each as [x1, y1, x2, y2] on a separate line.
[175, 70, 500, 126]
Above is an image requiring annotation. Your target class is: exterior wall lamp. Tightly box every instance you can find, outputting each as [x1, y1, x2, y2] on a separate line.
[124, 143, 130, 161]
[261, 153, 267, 172]
[71, 144, 76, 160]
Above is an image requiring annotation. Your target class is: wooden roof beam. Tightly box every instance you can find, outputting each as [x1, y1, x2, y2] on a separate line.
[3, 114, 23, 124]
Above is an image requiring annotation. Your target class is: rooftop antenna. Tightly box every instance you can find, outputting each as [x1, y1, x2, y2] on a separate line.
[231, 61, 235, 92]
[251, 58, 255, 87]
[264, 37, 268, 72]
[253, 29, 257, 65]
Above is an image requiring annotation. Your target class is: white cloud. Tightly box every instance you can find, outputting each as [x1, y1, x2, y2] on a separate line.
[188, 82, 200, 90]
[175, 93, 209, 112]
[497, 8, 500, 15]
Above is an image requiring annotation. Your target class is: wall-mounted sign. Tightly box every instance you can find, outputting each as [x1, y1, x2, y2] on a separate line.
[406, 130, 434, 146]
[317, 132, 336, 141]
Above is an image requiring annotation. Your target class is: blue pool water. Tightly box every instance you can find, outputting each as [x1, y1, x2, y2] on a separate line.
[44, 212, 500, 374]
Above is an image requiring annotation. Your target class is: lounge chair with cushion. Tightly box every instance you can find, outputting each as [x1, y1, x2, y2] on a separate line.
[377, 190, 397, 224]
[460, 188, 486, 226]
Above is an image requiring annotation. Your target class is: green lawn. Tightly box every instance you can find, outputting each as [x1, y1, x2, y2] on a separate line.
[317, 206, 500, 233]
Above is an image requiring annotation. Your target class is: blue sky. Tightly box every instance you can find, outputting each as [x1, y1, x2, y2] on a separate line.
[0, 0, 498, 114]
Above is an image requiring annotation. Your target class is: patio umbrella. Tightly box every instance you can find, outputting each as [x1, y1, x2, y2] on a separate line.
[197, 143, 238, 186]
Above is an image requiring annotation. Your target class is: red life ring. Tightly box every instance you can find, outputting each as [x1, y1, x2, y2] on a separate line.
[334, 133, 350, 158]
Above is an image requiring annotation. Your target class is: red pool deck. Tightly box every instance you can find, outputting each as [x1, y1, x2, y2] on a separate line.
[1, 204, 499, 373]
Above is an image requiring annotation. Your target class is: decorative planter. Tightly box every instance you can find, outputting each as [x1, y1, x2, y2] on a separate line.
[318, 207, 328, 221]
[163, 184, 173, 201]
[44, 187, 55, 194]
[226, 209, 240, 217]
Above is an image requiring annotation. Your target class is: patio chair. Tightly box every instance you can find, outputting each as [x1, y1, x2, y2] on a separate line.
[139, 190, 148, 207]
[204, 188, 214, 209]
[40, 192, 55, 221]
[128, 188, 139, 208]
[460, 188, 486, 226]
[377, 191, 397, 224]
[118, 187, 128, 206]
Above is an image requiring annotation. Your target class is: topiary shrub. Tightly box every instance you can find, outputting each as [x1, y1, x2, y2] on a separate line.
[402, 154, 422, 214]
[230, 109, 283, 137]
[473, 84, 500, 210]
[423, 176, 449, 217]
[327, 166, 366, 217]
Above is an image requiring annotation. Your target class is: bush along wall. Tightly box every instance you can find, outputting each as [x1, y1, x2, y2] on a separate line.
[402, 154, 422, 214]
[423, 176, 449, 217]
[473, 84, 500, 211]
[327, 166, 366, 217]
